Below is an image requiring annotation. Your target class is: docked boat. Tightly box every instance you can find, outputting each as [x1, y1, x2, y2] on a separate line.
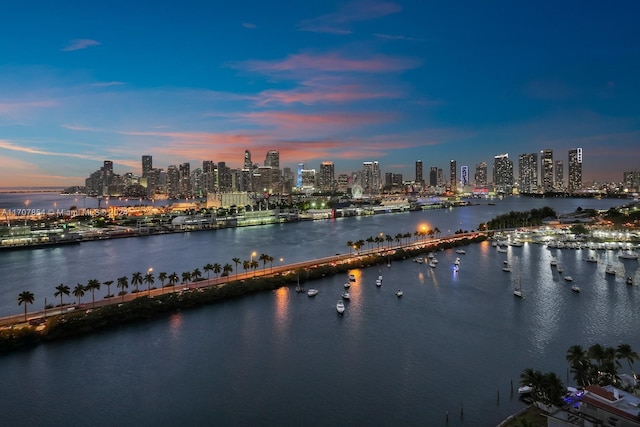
[619, 251, 640, 260]
[378, 275, 383, 281]
[454, 257, 460, 265]
[343, 282, 351, 289]
[586, 255, 598, 263]
[376, 279, 382, 287]
[414, 257, 424, 264]
[503, 263, 512, 272]
[571, 285, 581, 293]
[395, 290, 403, 297]
[455, 249, 466, 254]
[348, 274, 356, 282]
[336, 300, 345, 314]
[429, 261, 437, 268]
[518, 385, 533, 394]
[307, 289, 319, 297]
[550, 257, 558, 266]
[497, 247, 508, 253]
[564, 275, 573, 282]
[509, 240, 524, 247]
[627, 276, 634, 285]
[342, 290, 350, 300]
[605, 264, 616, 275]
[557, 265, 564, 273]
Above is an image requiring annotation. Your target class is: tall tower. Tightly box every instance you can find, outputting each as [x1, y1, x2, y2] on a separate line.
[518, 153, 538, 193]
[493, 154, 513, 194]
[415, 160, 423, 184]
[475, 162, 487, 187]
[541, 149, 554, 192]
[568, 148, 583, 193]
[319, 161, 335, 191]
[429, 167, 438, 186]
[449, 160, 457, 192]
[555, 160, 564, 190]
[142, 155, 153, 177]
[244, 150, 252, 170]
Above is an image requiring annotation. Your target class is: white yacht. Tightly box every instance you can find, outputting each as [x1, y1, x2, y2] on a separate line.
[348, 274, 356, 282]
[336, 300, 345, 314]
[455, 248, 466, 254]
[619, 251, 639, 260]
[605, 264, 616, 276]
[571, 285, 581, 293]
[342, 290, 350, 300]
[564, 275, 574, 282]
[550, 257, 558, 266]
[395, 290, 403, 297]
[307, 289, 318, 297]
[503, 263, 512, 272]
[586, 255, 598, 263]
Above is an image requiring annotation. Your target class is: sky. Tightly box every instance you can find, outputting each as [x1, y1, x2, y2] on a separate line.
[1, 0, 639, 187]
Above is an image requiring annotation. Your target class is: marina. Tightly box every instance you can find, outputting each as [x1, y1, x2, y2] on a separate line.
[1, 195, 639, 426]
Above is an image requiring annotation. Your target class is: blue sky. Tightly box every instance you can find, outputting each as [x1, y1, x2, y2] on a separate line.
[1, 0, 639, 187]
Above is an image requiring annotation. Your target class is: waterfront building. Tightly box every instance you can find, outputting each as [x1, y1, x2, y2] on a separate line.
[493, 153, 513, 194]
[518, 152, 538, 194]
[85, 160, 119, 197]
[264, 150, 280, 192]
[254, 166, 275, 194]
[460, 165, 469, 188]
[336, 173, 349, 192]
[541, 148, 554, 192]
[166, 165, 180, 199]
[437, 168, 444, 186]
[300, 168, 316, 190]
[318, 161, 335, 191]
[217, 162, 233, 192]
[429, 167, 438, 187]
[568, 148, 583, 193]
[415, 160, 423, 185]
[449, 160, 457, 192]
[240, 169, 252, 192]
[623, 170, 640, 193]
[281, 167, 294, 194]
[475, 161, 488, 187]
[191, 167, 204, 197]
[555, 160, 564, 191]
[296, 163, 304, 189]
[206, 191, 252, 209]
[179, 162, 192, 198]
[202, 161, 216, 194]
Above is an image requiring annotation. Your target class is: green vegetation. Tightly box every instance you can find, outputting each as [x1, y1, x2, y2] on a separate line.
[484, 207, 557, 230]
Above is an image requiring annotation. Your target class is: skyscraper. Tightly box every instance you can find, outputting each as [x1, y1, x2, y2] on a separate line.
[449, 160, 457, 192]
[568, 148, 583, 193]
[475, 162, 487, 187]
[244, 150, 252, 170]
[493, 154, 513, 194]
[297, 163, 304, 189]
[518, 153, 538, 194]
[142, 155, 152, 177]
[429, 167, 438, 186]
[460, 165, 469, 187]
[318, 161, 335, 191]
[541, 149, 554, 192]
[415, 160, 423, 184]
[555, 160, 564, 190]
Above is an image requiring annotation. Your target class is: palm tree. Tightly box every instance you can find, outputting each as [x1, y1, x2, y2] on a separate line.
[250, 260, 259, 277]
[181, 271, 191, 285]
[616, 343, 639, 378]
[213, 262, 222, 278]
[434, 227, 441, 238]
[17, 290, 35, 322]
[192, 268, 202, 282]
[54, 283, 70, 308]
[86, 279, 100, 308]
[403, 232, 412, 245]
[144, 270, 155, 293]
[385, 234, 393, 248]
[243, 260, 250, 276]
[566, 345, 591, 387]
[539, 372, 565, 406]
[203, 263, 214, 280]
[232, 257, 241, 278]
[259, 253, 269, 272]
[395, 233, 403, 246]
[366, 236, 374, 251]
[117, 276, 129, 302]
[168, 272, 179, 290]
[375, 236, 384, 250]
[428, 229, 435, 239]
[267, 255, 274, 272]
[346, 240, 354, 255]
[103, 280, 114, 298]
[222, 263, 233, 277]
[131, 271, 143, 293]
[158, 272, 167, 288]
[73, 283, 85, 305]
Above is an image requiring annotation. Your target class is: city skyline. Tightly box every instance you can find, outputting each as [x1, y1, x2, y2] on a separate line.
[1, 1, 639, 187]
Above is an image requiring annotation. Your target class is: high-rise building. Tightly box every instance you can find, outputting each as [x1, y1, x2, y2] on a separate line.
[217, 162, 232, 192]
[623, 170, 640, 193]
[179, 162, 192, 197]
[493, 154, 513, 194]
[429, 167, 438, 186]
[296, 163, 304, 189]
[568, 148, 583, 193]
[449, 160, 457, 192]
[244, 150, 252, 170]
[301, 168, 316, 189]
[518, 153, 538, 193]
[372, 161, 381, 192]
[475, 162, 488, 187]
[142, 155, 152, 178]
[415, 161, 423, 184]
[541, 149, 554, 192]
[460, 165, 469, 187]
[202, 160, 216, 193]
[555, 160, 564, 190]
[318, 161, 335, 191]
[166, 165, 180, 198]
[264, 150, 279, 168]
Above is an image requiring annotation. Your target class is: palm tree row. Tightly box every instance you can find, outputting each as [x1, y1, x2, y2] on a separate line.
[566, 343, 639, 388]
[17, 253, 276, 320]
[520, 342, 640, 407]
[347, 227, 442, 254]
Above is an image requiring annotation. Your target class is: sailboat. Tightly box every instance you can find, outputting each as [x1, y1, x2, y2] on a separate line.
[513, 263, 523, 298]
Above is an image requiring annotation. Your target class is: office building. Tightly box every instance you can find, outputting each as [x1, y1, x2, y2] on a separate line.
[475, 162, 488, 187]
[518, 153, 538, 194]
[449, 160, 457, 192]
[568, 148, 583, 193]
[541, 149, 554, 192]
[493, 154, 513, 194]
[415, 161, 423, 184]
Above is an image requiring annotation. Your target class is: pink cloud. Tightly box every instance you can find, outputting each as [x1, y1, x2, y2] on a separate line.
[298, 0, 401, 34]
[62, 39, 101, 52]
[254, 83, 401, 106]
[238, 51, 421, 75]
[0, 100, 57, 116]
[239, 111, 393, 131]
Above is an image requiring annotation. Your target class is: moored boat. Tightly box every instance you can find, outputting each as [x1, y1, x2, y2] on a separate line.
[455, 248, 466, 254]
[564, 275, 573, 282]
[336, 300, 345, 314]
[605, 264, 616, 276]
[307, 289, 318, 297]
[395, 290, 403, 297]
[342, 290, 350, 300]
[627, 276, 634, 285]
[571, 285, 581, 293]
[348, 274, 356, 282]
[619, 251, 639, 260]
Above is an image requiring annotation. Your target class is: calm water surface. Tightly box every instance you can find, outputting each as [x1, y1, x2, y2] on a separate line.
[0, 195, 638, 426]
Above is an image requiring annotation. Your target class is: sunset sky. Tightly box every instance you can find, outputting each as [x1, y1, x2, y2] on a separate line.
[1, 0, 639, 187]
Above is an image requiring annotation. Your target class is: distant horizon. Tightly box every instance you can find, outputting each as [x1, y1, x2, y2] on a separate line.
[1, 1, 639, 186]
